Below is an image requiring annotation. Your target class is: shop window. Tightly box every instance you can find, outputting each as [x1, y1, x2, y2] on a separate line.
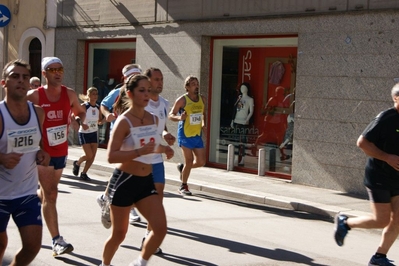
[209, 37, 297, 178]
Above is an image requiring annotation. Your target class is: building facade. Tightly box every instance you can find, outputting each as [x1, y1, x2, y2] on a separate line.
[2, 0, 399, 196]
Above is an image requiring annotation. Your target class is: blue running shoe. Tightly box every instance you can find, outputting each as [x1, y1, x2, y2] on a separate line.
[334, 213, 348, 246]
[368, 255, 395, 266]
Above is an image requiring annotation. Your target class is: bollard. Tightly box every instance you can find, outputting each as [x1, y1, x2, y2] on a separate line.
[258, 148, 266, 176]
[227, 144, 235, 171]
[269, 148, 276, 171]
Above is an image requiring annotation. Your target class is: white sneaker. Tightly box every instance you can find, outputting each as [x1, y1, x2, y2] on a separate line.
[129, 208, 141, 224]
[97, 194, 111, 229]
[52, 236, 74, 256]
[96, 194, 105, 208]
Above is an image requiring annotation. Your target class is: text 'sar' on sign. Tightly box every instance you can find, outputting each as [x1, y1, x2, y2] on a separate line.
[0, 5, 11, 28]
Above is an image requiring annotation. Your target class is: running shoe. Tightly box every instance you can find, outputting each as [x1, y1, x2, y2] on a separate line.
[80, 173, 91, 181]
[97, 194, 111, 229]
[334, 213, 349, 246]
[178, 184, 192, 196]
[52, 236, 74, 256]
[177, 163, 184, 181]
[72, 161, 80, 176]
[129, 208, 141, 224]
[368, 255, 395, 266]
[128, 259, 141, 266]
[139, 236, 162, 254]
[96, 194, 105, 208]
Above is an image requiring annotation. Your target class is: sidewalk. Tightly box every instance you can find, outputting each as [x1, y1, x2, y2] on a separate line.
[67, 146, 371, 219]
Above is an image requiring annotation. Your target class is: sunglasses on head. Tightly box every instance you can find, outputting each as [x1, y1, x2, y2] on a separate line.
[46, 67, 64, 74]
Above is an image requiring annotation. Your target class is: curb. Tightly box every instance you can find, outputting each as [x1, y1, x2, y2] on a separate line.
[65, 158, 369, 220]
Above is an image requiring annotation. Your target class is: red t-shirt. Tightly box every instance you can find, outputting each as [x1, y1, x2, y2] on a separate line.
[38, 86, 71, 157]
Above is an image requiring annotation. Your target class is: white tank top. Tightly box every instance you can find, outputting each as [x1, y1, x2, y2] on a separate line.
[79, 102, 100, 133]
[145, 96, 169, 163]
[119, 114, 161, 164]
[0, 101, 41, 199]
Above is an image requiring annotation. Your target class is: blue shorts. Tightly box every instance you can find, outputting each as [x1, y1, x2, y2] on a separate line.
[0, 195, 42, 232]
[49, 156, 67, 170]
[79, 132, 98, 145]
[178, 135, 204, 149]
[152, 162, 165, 184]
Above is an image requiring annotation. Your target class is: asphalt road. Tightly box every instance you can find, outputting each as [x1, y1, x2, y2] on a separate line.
[2, 166, 399, 266]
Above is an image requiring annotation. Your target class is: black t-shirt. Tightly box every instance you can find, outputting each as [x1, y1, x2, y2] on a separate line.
[363, 107, 399, 189]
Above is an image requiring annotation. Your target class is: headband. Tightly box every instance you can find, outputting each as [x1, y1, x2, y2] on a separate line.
[123, 68, 141, 77]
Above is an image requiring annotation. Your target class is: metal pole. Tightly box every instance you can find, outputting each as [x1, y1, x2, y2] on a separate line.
[258, 148, 265, 176]
[269, 147, 276, 171]
[227, 144, 235, 171]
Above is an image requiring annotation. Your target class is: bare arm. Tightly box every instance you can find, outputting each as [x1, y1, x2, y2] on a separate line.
[201, 95, 207, 128]
[34, 106, 50, 166]
[168, 96, 186, 122]
[101, 105, 117, 123]
[68, 89, 88, 130]
[26, 89, 39, 105]
[357, 135, 399, 171]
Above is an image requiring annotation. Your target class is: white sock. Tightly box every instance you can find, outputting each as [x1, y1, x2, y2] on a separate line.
[99, 263, 110, 266]
[136, 256, 148, 266]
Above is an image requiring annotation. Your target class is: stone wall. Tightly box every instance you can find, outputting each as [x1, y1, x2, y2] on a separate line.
[55, 9, 399, 195]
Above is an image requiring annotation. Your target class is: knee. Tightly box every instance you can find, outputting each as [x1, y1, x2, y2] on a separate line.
[24, 240, 41, 256]
[111, 228, 128, 244]
[185, 160, 194, 168]
[42, 188, 58, 203]
[152, 223, 167, 238]
[195, 157, 205, 167]
[375, 216, 391, 228]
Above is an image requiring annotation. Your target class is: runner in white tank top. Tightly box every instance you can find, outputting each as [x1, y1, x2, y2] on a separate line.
[0, 59, 49, 266]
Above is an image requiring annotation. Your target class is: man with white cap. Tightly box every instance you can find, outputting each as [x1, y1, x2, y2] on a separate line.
[27, 56, 88, 257]
[98, 63, 143, 226]
[100, 63, 142, 130]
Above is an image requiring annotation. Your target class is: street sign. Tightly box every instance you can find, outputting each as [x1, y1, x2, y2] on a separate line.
[0, 5, 11, 28]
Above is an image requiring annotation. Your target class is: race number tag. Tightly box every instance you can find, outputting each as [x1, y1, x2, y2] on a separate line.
[190, 113, 202, 125]
[87, 120, 98, 131]
[7, 126, 40, 153]
[46, 124, 67, 146]
[130, 125, 161, 151]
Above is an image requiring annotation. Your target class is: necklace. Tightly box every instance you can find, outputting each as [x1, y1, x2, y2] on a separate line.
[130, 111, 145, 124]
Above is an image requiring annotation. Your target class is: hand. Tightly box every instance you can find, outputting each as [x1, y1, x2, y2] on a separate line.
[180, 111, 187, 121]
[106, 113, 117, 123]
[163, 132, 176, 146]
[1, 152, 23, 169]
[36, 149, 50, 166]
[81, 123, 89, 130]
[164, 146, 174, 160]
[386, 154, 399, 171]
[230, 120, 234, 128]
[71, 119, 80, 131]
[139, 142, 156, 156]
